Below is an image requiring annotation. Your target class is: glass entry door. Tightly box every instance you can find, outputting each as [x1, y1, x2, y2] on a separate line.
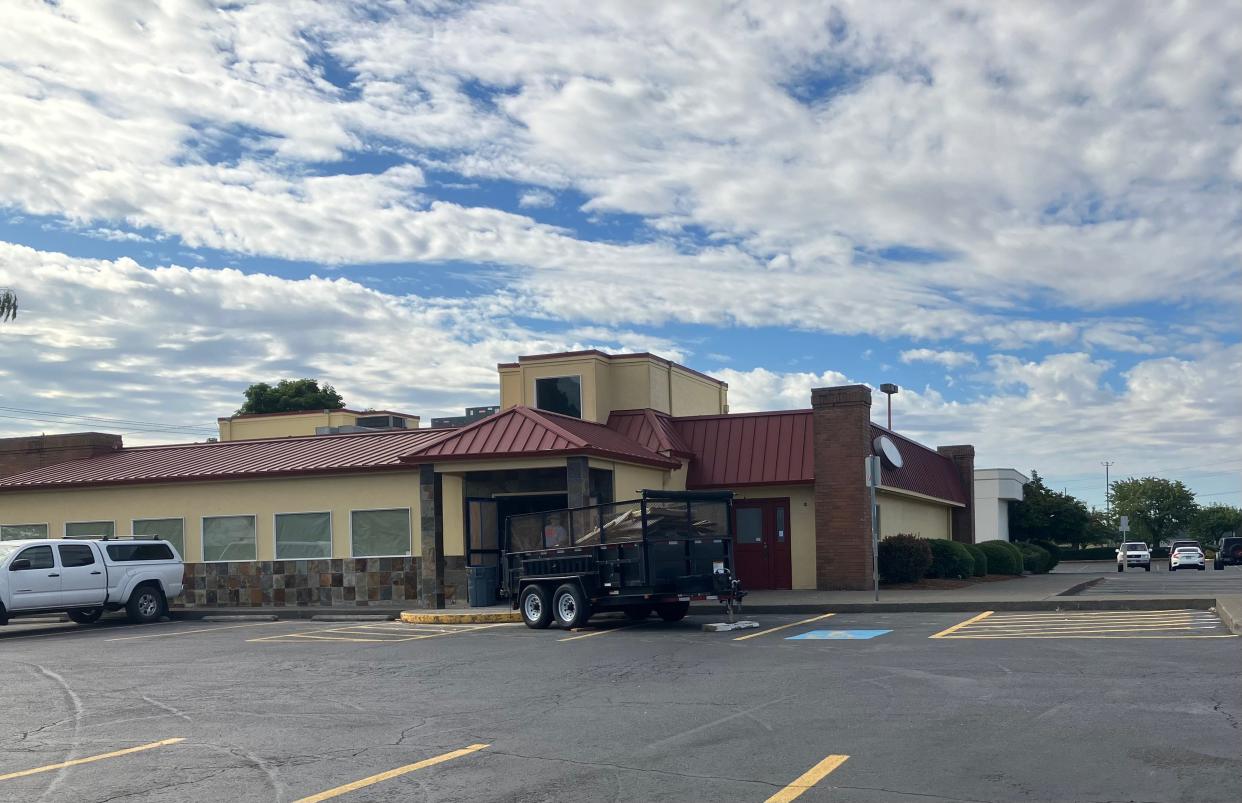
[466, 498, 501, 568]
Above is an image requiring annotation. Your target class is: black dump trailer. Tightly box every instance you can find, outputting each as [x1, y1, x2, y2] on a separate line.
[504, 490, 746, 629]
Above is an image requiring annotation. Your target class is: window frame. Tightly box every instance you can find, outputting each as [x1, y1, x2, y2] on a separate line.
[200, 514, 259, 563]
[348, 507, 413, 558]
[0, 522, 49, 541]
[63, 520, 115, 538]
[130, 517, 186, 557]
[273, 510, 334, 560]
[531, 374, 583, 419]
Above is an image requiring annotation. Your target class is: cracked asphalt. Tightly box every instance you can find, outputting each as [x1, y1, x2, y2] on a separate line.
[0, 609, 1238, 802]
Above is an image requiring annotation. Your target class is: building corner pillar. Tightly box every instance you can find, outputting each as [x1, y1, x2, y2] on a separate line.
[419, 463, 446, 609]
[937, 445, 976, 544]
[566, 456, 591, 508]
[811, 384, 874, 590]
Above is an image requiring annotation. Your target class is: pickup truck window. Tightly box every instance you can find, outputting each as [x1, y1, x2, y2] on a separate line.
[13, 545, 54, 570]
[106, 543, 175, 562]
[58, 544, 97, 567]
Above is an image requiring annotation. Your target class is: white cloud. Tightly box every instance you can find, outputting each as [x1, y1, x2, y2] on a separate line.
[518, 189, 556, 208]
[899, 348, 978, 368]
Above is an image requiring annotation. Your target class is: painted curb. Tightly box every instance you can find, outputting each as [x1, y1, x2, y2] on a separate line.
[1215, 596, 1242, 636]
[400, 610, 521, 624]
[691, 597, 1219, 615]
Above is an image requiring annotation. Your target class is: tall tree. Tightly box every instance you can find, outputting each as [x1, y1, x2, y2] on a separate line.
[1188, 504, 1242, 548]
[1110, 477, 1198, 547]
[237, 379, 345, 415]
[0, 288, 16, 321]
[1009, 471, 1092, 546]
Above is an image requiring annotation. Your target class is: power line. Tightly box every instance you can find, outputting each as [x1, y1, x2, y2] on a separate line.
[0, 412, 214, 437]
[1196, 490, 1241, 498]
[0, 405, 216, 435]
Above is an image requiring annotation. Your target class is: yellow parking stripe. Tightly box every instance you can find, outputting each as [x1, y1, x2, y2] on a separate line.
[978, 610, 1208, 622]
[249, 622, 512, 643]
[949, 634, 1238, 640]
[558, 624, 641, 642]
[734, 613, 836, 642]
[0, 738, 184, 782]
[929, 611, 992, 639]
[293, 743, 489, 803]
[947, 624, 1223, 637]
[763, 754, 850, 803]
[105, 622, 279, 641]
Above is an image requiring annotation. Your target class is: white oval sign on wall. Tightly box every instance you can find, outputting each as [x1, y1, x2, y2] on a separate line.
[874, 435, 904, 469]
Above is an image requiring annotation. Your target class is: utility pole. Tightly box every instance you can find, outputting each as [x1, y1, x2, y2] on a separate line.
[1101, 461, 1115, 522]
[880, 384, 899, 430]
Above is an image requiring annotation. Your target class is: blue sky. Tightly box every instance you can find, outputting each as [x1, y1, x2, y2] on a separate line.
[0, 1, 1238, 510]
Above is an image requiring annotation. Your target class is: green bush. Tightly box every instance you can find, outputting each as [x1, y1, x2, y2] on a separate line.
[1030, 539, 1061, 571]
[978, 541, 1021, 575]
[1017, 543, 1052, 574]
[926, 539, 976, 579]
[1001, 541, 1026, 572]
[965, 543, 988, 576]
[1061, 546, 1122, 561]
[878, 534, 933, 583]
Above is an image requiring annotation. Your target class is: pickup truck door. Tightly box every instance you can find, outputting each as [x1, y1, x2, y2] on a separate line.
[7, 545, 61, 610]
[57, 543, 107, 606]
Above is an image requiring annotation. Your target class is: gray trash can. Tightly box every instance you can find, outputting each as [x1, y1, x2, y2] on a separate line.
[467, 565, 499, 607]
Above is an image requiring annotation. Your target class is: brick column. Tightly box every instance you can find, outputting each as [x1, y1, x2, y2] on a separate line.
[811, 385, 874, 590]
[566, 456, 591, 508]
[419, 464, 445, 609]
[937, 445, 976, 544]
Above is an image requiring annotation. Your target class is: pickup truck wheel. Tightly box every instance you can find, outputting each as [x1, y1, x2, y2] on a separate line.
[1144, 564, 1151, 572]
[520, 585, 553, 629]
[67, 608, 104, 625]
[126, 585, 164, 624]
[624, 605, 653, 622]
[0, 603, 7, 626]
[553, 584, 590, 629]
[1116, 564, 1123, 572]
[656, 602, 690, 622]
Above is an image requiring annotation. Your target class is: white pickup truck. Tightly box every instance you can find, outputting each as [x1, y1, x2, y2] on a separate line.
[0, 537, 184, 625]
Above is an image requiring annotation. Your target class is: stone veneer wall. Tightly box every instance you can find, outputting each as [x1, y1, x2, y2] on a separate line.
[175, 557, 422, 608]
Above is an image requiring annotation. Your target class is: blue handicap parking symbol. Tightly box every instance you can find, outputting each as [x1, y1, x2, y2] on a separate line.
[786, 629, 892, 640]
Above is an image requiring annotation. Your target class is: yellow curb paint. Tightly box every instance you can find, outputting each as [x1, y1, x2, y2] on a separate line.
[764, 754, 850, 803]
[733, 612, 836, 642]
[293, 743, 489, 803]
[0, 738, 184, 782]
[928, 611, 993, 639]
[400, 610, 520, 624]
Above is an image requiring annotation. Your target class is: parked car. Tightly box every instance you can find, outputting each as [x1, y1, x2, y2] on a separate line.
[1169, 546, 1205, 571]
[1116, 542, 1151, 572]
[1214, 536, 1242, 570]
[1167, 539, 1201, 556]
[0, 537, 183, 626]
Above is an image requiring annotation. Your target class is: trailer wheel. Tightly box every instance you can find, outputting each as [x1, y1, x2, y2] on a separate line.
[520, 585, 553, 629]
[553, 584, 591, 629]
[656, 602, 690, 622]
[624, 605, 653, 622]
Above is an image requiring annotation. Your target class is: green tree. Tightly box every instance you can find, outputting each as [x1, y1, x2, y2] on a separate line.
[1188, 504, 1242, 548]
[1009, 471, 1092, 547]
[237, 379, 345, 415]
[0, 288, 16, 321]
[1110, 477, 1198, 547]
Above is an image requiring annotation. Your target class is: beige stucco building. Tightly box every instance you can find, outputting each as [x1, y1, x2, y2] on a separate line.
[0, 350, 974, 607]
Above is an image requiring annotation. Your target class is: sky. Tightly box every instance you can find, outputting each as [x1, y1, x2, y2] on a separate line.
[0, 0, 1239, 511]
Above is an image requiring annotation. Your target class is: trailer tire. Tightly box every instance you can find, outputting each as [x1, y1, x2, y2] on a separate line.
[520, 585, 553, 629]
[553, 584, 591, 629]
[656, 602, 690, 622]
[624, 605, 653, 622]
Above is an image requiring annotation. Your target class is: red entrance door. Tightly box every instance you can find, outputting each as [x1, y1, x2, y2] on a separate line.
[732, 499, 792, 590]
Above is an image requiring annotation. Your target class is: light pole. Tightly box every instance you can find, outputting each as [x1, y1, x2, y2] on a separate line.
[1101, 461, 1114, 522]
[880, 383, 899, 430]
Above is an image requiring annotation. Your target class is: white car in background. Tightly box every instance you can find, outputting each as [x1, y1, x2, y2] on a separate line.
[1116, 542, 1151, 572]
[0, 537, 183, 626]
[1168, 546, 1205, 572]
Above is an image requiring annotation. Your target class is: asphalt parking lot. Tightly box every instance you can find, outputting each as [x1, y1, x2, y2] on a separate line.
[1061, 562, 1242, 596]
[0, 608, 1238, 803]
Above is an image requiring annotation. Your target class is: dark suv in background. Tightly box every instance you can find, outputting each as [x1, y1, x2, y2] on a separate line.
[1214, 537, 1242, 570]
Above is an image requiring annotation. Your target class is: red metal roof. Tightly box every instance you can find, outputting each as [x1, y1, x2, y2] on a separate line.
[0, 429, 444, 491]
[400, 406, 680, 468]
[673, 410, 815, 488]
[606, 409, 695, 458]
[871, 424, 967, 505]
